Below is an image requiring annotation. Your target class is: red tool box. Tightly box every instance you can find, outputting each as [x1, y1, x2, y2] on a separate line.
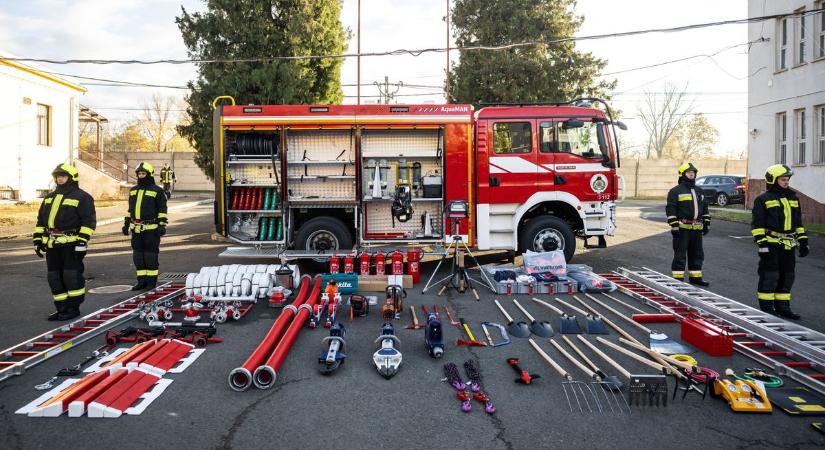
[681, 318, 733, 357]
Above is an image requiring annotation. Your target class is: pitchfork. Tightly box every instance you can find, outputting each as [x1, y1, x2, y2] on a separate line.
[529, 338, 597, 413]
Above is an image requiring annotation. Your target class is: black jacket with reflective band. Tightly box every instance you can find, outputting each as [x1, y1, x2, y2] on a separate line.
[665, 182, 710, 227]
[160, 167, 175, 183]
[33, 184, 97, 244]
[751, 188, 807, 246]
[126, 183, 168, 224]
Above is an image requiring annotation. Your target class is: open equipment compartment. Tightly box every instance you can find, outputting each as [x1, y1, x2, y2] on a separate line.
[360, 128, 444, 242]
[285, 129, 357, 204]
[223, 130, 285, 244]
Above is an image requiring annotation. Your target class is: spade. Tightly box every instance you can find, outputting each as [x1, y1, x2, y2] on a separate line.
[512, 299, 554, 338]
[532, 297, 582, 334]
[494, 299, 531, 338]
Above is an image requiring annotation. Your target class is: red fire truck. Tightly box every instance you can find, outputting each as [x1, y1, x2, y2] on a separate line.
[212, 97, 624, 261]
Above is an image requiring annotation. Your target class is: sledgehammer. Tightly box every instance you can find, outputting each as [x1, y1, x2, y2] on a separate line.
[456, 318, 487, 347]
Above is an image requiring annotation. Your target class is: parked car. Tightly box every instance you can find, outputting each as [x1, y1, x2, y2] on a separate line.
[695, 175, 746, 206]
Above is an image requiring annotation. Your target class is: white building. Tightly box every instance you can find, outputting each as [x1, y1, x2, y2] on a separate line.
[0, 57, 85, 201]
[748, 1, 825, 222]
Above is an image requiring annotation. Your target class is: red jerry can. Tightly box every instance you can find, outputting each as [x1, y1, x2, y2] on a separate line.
[390, 250, 404, 275]
[329, 255, 340, 274]
[407, 249, 421, 284]
[343, 255, 354, 274]
[374, 252, 386, 276]
[359, 252, 371, 275]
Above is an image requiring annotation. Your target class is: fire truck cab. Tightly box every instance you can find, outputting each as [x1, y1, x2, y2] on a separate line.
[213, 97, 622, 261]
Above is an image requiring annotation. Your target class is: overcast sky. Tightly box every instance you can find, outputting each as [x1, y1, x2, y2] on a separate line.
[0, 0, 752, 156]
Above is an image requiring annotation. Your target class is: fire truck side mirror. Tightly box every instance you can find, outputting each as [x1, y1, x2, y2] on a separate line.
[562, 119, 584, 130]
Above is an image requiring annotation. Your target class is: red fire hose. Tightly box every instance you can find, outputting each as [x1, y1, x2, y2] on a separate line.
[227, 275, 311, 391]
[253, 275, 323, 389]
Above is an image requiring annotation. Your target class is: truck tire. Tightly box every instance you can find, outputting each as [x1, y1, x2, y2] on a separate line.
[295, 217, 353, 253]
[519, 216, 576, 262]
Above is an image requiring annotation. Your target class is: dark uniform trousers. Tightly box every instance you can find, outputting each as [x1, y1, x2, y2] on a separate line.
[131, 228, 160, 284]
[46, 245, 86, 306]
[758, 247, 795, 302]
[672, 228, 704, 279]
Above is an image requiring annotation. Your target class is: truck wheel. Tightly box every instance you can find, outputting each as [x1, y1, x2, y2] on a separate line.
[295, 217, 353, 253]
[520, 216, 576, 262]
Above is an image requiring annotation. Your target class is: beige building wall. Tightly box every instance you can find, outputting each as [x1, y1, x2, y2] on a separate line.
[618, 159, 747, 198]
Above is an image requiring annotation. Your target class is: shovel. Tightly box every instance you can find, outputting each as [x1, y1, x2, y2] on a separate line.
[512, 299, 554, 337]
[494, 299, 531, 338]
[582, 293, 694, 355]
[554, 297, 609, 335]
[532, 297, 582, 334]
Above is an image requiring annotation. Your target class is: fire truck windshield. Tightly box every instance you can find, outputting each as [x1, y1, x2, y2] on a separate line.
[539, 120, 609, 161]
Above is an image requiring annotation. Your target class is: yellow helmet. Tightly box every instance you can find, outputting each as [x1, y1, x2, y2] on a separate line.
[678, 162, 698, 176]
[52, 163, 79, 182]
[135, 162, 155, 176]
[765, 164, 793, 185]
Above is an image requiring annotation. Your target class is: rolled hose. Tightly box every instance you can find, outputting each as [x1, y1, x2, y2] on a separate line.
[228, 275, 311, 391]
[253, 275, 323, 389]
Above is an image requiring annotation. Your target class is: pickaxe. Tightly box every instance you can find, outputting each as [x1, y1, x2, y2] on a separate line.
[405, 305, 425, 330]
[442, 304, 461, 327]
[456, 318, 486, 347]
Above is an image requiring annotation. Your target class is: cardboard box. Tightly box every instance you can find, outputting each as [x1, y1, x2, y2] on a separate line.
[357, 275, 413, 292]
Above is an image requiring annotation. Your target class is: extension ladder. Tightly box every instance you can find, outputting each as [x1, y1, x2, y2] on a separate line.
[604, 268, 825, 396]
[0, 283, 185, 383]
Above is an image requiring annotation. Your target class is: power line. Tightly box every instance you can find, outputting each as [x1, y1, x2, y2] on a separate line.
[2, 8, 821, 66]
[600, 39, 761, 76]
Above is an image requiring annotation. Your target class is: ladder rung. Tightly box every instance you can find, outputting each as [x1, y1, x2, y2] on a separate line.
[783, 331, 810, 337]
[804, 341, 825, 347]
[84, 319, 107, 326]
[761, 351, 789, 357]
[32, 341, 59, 348]
[740, 341, 767, 347]
[98, 313, 121, 319]
[785, 361, 814, 368]
[729, 333, 750, 338]
[809, 374, 825, 380]
[11, 351, 40, 357]
[52, 333, 79, 339]
[0, 361, 22, 367]
[69, 326, 95, 332]
[112, 308, 133, 313]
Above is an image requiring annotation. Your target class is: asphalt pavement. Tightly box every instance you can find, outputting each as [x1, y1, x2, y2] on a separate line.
[1, 199, 823, 450]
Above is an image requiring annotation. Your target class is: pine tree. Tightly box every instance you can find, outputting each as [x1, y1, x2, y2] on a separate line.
[449, 0, 614, 105]
[176, 0, 349, 178]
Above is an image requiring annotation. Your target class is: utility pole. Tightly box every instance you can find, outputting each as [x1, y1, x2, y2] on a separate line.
[374, 76, 402, 104]
[445, 0, 450, 103]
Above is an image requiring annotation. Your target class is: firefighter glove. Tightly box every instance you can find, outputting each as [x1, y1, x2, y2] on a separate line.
[799, 241, 809, 258]
[702, 222, 710, 236]
[158, 226, 166, 237]
[122, 224, 130, 236]
[34, 243, 44, 258]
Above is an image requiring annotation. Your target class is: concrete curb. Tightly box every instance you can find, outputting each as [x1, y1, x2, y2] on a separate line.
[0, 198, 213, 240]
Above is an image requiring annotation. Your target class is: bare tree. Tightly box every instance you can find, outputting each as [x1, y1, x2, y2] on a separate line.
[141, 93, 179, 152]
[664, 113, 718, 163]
[637, 84, 693, 159]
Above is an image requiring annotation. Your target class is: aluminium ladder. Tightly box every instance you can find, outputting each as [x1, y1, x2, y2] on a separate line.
[0, 282, 185, 383]
[605, 267, 825, 396]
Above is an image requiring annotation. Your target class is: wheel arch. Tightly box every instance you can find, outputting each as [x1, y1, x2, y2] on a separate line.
[513, 192, 585, 243]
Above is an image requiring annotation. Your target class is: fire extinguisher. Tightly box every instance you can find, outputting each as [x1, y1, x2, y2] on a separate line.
[390, 250, 404, 275]
[343, 255, 354, 273]
[329, 255, 340, 274]
[407, 249, 421, 284]
[359, 252, 371, 275]
[374, 252, 385, 276]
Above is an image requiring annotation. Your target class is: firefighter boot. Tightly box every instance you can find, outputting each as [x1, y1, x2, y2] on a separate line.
[758, 300, 775, 314]
[144, 277, 157, 290]
[774, 301, 801, 320]
[689, 277, 710, 287]
[131, 277, 147, 291]
[58, 299, 81, 321]
[47, 301, 65, 321]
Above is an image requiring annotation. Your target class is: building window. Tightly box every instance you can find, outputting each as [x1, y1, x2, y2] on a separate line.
[778, 17, 789, 69]
[492, 122, 532, 154]
[37, 103, 51, 146]
[816, 105, 825, 164]
[818, 2, 825, 59]
[795, 8, 807, 65]
[776, 112, 787, 164]
[794, 108, 806, 165]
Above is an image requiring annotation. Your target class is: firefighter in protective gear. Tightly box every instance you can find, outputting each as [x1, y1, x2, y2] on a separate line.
[751, 164, 808, 320]
[33, 164, 97, 321]
[665, 162, 711, 286]
[159, 163, 175, 199]
[123, 162, 168, 291]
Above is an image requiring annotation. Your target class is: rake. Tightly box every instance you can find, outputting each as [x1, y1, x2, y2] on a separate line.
[529, 338, 599, 413]
[595, 337, 675, 406]
[548, 338, 630, 414]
